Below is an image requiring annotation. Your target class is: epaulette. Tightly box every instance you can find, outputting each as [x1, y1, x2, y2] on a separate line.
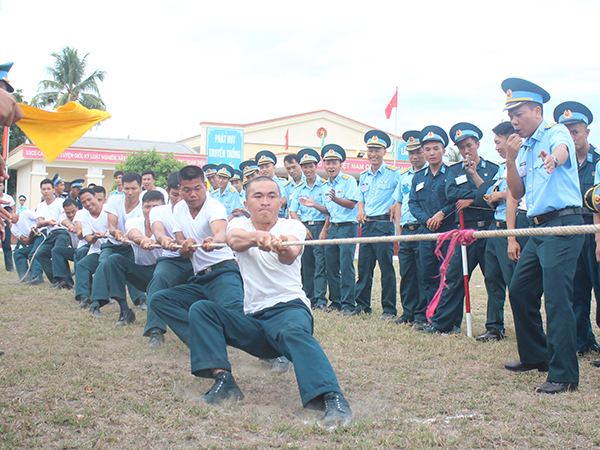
[341, 174, 350, 179]
[210, 188, 218, 194]
[278, 176, 287, 181]
[321, 178, 328, 183]
[360, 168, 369, 175]
[545, 122, 557, 129]
[294, 181, 305, 189]
[228, 187, 236, 193]
[283, 179, 293, 187]
[386, 165, 398, 171]
[400, 167, 410, 175]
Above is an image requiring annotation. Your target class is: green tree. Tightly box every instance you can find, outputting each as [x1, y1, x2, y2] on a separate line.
[114, 148, 185, 190]
[444, 146, 462, 164]
[31, 47, 106, 110]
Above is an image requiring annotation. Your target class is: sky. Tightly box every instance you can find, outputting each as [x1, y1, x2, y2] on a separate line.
[2, 0, 600, 163]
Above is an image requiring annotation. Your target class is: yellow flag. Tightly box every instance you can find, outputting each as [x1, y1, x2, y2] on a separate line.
[16, 102, 111, 162]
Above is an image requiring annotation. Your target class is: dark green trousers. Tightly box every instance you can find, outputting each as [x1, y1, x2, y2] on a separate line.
[34, 230, 70, 283]
[301, 222, 328, 307]
[397, 226, 426, 322]
[355, 221, 397, 315]
[508, 214, 584, 384]
[324, 223, 358, 311]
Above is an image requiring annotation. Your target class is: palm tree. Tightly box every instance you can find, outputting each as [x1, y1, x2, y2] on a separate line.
[31, 47, 106, 110]
[444, 146, 463, 164]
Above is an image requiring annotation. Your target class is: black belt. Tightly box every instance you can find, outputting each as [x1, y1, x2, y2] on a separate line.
[302, 220, 326, 226]
[402, 223, 420, 231]
[517, 209, 527, 215]
[365, 214, 391, 222]
[583, 214, 594, 224]
[495, 221, 507, 229]
[196, 259, 237, 276]
[464, 220, 492, 229]
[331, 222, 356, 227]
[532, 207, 584, 226]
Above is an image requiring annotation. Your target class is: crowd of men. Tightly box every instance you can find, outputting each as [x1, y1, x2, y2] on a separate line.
[1, 74, 600, 420]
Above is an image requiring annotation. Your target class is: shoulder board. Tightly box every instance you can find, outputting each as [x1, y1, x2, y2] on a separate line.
[360, 169, 369, 174]
[545, 122, 557, 129]
[278, 176, 287, 181]
[386, 165, 398, 171]
[321, 178, 328, 183]
[400, 167, 410, 175]
[228, 187, 236, 193]
[341, 174, 350, 179]
[415, 166, 427, 173]
[283, 179, 293, 187]
[294, 181, 305, 189]
[210, 188, 218, 194]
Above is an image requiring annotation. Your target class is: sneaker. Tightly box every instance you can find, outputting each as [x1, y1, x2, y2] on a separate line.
[90, 306, 102, 317]
[148, 330, 165, 347]
[270, 356, 291, 375]
[27, 278, 44, 286]
[340, 308, 355, 316]
[203, 372, 244, 405]
[115, 310, 136, 326]
[316, 304, 332, 313]
[134, 296, 147, 310]
[412, 319, 429, 331]
[318, 392, 352, 430]
[76, 296, 91, 309]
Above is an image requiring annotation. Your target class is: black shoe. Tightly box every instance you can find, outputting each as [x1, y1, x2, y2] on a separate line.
[412, 319, 429, 331]
[394, 317, 412, 325]
[534, 381, 578, 394]
[578, 343, 600, 356]
[339, 308, 355, 316]
[115, 310, 136, 326]
[27, 278, 44, 286]
[476, 329, 506, 342]
[316, 304, 332, 313]
[53, 280, 73, 290]
[76, 296, 91, 309]
[148, 330, 165, 347]
[379, 313, 396, 321]
[270, 356, 291, 375]
[318, 392, 352, 430]
[133, 296, 147, 309]
[136, 297, 147, 311]
[591, 359, 600, 367]
[90, 306, 102, 317]
[203, 372, 244, 405]
[504, 361, 549, 372]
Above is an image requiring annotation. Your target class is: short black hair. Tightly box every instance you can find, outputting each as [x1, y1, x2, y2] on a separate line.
[122, 172, 142, 186]
[284, 154, 299, 165]
[63, 198, 78, 208]
[114, 170, 124, 178]
[92, 185, 106, 196]
[78, 188, 95, 199]
[40, 178, 53, 188]
[142, 190, 165, 204]
[167, 171, 180, 191]
[179, 165, 205, 182]
[4, 206, 13, 213]
[492, 121, 515, 137]
[245, 176, 280, 196]
[141, 169, 155, 179]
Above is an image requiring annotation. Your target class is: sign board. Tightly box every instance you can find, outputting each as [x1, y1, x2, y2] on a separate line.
[206, 128, 244, 168]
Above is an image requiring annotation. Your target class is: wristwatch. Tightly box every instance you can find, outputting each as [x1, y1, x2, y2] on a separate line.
[551, 155, 560, 167]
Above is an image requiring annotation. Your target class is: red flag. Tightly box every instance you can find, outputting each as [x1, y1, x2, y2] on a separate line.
[2, 126, 8, 160]
[284, 128, 289, 151]
[385, 90, 398, 119]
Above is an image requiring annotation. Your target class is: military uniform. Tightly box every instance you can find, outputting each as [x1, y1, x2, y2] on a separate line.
[355, 130, 399, 317]
[210, 165, 242, 217]
[255, 150, 288, 217]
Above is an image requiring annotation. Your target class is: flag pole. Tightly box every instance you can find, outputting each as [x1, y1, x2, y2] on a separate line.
[459, 210, 472, 337]
[393, 86, 398, 167]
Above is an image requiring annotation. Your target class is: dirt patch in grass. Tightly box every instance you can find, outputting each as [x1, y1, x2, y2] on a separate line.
[1, 266, 600, 449]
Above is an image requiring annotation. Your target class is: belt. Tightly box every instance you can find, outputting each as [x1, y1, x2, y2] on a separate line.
[583, 214, 594, 224]
[532, 207, 584, 226]
[49, 228, 68, 235]
[365, 214, 391, 222]
[517, 209, 527, 215]
[331, 222, 356, 227]
[196, 259, 237, 276]
[495, 221, 507, 229]
[302, 220, 326, 226]
[464, 220, 492, 229]
[402, 223, 421, 231]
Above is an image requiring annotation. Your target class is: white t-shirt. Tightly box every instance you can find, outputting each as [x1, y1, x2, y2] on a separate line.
[72, 209, 88, 248]
[1, 193, 15, 208]
[80, 207, 109, 254]
[36, 197, 65, 232]
[58, 212, 81, 248]
[172, 197, 234, 273]
[11, 210, 40, 240]
[125, 217, 162, 266]
[149, 203, 179, 258]
[104, 194, 142, 245]
[227, 217, 309, 315]
[140, 186, 169, 203]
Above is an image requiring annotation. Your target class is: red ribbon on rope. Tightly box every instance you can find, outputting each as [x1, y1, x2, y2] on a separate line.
[426, 228, 477, 322]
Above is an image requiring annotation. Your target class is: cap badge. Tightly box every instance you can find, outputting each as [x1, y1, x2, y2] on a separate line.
[564, 109, 573, 119]
[426, 131, 434, 139]
[408, 137, 415, 144]
[456, 130, 463, 138]
[372, 135, 379, 142]
[506, 89, 513, 99]
[328, 149, 335, 155]
[260, 155, 267, 161]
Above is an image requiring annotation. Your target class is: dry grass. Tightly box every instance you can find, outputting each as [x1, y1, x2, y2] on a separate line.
[1, 265, 600, 449]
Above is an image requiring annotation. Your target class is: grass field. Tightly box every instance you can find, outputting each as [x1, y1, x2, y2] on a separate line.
[1, 265, 600, 449]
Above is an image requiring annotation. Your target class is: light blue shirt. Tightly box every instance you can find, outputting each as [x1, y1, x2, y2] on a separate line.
[518, 120, 581, 218]
[393, 164, 425, 225]
[108, 189, 124, 198]
[211, 183, 242, 217]
[594, 159, 600, 184]
[323, 173, 360, 223]
[358, 164, 400, 216]
[272, 176, 288, 218]
[289, 177, 328, 222]
[487, 162, 508, 222]
[282, 174, 306, 203]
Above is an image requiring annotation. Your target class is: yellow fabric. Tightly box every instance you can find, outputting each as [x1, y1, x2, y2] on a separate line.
[16, 102, 111, 163]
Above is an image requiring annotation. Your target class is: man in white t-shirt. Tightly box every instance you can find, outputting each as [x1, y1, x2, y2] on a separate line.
[188, 177, 352, 430]
[49, 198, 81, 290]
[144, 171, 193, 347]
[88, 172, 146, 317]
[141, 169, 169, 203]
[74, 188, 110, 308]
[8, 206, 44, 283]
[106, 190, 164, 326]
[0, 182, 15, 272]
[151, 165, 244, 349]
[33, 178, 70, 283]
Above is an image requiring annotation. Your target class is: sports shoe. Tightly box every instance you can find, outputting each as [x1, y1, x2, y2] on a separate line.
[270, 356, 291, 375]
[534, 381, 578, 394]
[148, 330, 165, 347]
[115, 310, 136, 326]
[318, 392, 352, 430]
[90, 306, 102, 317]
[134, 296, 147, 310]
[379, 313, 396, 320]
[203, 372, 244, 405]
